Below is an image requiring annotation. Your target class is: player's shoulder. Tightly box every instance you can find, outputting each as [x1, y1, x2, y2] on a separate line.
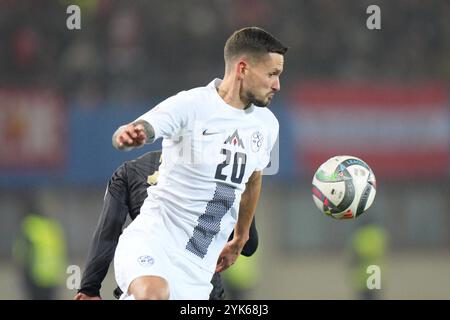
[173, 82, 214, 102]
[254, 107, 279, 130]
[157, 83, 212, 117]
[165, 82, 216, 117]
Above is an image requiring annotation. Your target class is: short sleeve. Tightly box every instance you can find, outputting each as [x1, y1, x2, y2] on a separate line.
[135, 91, 192, 140]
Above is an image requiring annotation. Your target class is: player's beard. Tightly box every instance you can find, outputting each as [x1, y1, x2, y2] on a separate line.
[243, 90, 271, 108]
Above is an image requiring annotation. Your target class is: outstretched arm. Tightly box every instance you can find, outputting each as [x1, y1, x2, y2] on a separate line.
[216, 171, 262, 272]
[112, 120, 155, 151]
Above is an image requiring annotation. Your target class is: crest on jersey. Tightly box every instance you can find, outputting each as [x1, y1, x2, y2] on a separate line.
[224, 130, 245, 149]
[251, 131, 264, 152]
[137, 255, 155, 267]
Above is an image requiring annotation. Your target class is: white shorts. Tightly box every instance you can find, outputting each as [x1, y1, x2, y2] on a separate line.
[114, 213, 214, 300]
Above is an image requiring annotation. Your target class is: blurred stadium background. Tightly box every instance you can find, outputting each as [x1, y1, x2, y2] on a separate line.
[1, 0, 449, 299]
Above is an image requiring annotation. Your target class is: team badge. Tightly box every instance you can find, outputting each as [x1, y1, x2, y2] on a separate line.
[251, 131, 263, 152]
[137, 255, 155, 267]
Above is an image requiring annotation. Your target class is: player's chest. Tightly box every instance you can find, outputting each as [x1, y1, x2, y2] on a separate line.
[184, 118, 267, 181]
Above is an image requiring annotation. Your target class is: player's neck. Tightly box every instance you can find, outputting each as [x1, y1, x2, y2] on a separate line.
[217, 77, 248, 110]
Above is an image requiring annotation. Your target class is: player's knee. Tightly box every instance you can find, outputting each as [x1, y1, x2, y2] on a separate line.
[129, 276, 170, 300]
[133, 286, 168, 300]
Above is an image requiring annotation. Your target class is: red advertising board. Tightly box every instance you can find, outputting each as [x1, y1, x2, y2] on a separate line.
[289, 82, 449, 179]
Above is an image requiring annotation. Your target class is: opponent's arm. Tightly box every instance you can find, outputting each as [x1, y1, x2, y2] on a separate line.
[112, 120, 155, 151]
[240, 217, 258, 257]
[216, 171, 262, 272]
[74, 165, 130, 299]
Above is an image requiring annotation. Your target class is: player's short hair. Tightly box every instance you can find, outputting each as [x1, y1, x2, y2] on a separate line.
[224, 27, 288, 63]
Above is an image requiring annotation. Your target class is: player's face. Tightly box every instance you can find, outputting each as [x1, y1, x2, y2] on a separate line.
[242, 53, 284, 107]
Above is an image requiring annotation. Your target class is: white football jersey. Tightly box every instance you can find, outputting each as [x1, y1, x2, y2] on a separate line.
[135, 79, 279, 273]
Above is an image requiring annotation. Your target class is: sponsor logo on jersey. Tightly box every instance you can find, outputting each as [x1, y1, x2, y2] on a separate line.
[202, 129, 220, 136]
[224, 130, 245, 149]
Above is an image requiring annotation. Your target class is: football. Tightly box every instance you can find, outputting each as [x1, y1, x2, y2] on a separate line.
[312, 155, 377, 219]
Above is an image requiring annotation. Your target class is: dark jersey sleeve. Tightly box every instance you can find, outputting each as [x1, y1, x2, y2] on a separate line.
[124, 151, 162, 219]
[240, 217, 258, 257]
[228, 217, 258, 257]
[78, 165, 130, 297]
[209, 272, 226, 300]
[78, 151, 162, 297]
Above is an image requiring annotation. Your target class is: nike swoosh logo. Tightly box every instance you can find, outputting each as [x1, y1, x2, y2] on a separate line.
[202, 129, 220, 136]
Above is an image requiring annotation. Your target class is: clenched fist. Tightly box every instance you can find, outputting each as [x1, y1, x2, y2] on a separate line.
[113, 121, 152, 150]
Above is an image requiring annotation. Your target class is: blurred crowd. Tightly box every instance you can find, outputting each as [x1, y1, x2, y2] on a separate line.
[0, 0, 449, 107]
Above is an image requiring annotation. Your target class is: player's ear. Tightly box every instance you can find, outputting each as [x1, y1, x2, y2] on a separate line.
[236, 60, 248, 80]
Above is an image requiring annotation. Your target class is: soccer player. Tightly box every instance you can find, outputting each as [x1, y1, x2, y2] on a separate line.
[112, 27, 286, 300]
[74, 150, 258, 300]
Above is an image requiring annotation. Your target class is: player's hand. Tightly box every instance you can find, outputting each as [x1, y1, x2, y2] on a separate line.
[114, 123, 148, 150]
[73, 292, 102, 300]
[215, 238, 246, 273]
